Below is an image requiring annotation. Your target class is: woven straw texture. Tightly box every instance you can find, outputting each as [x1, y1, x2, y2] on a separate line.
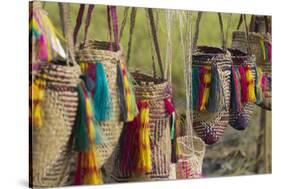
[132, 72, 172, 179]
[76, 40, 124, 169]
[232, 31, 271, 110]
[192, 46, 232, 145]
[103, 72, 172, 181]
[228, 49, 256, 130]
[176, 136, 205, 179]
[31, 63, 81, 187]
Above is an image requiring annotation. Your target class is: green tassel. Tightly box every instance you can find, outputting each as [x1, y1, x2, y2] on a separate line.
[74, 82, 90, 152]
[93, 61, 112, 121]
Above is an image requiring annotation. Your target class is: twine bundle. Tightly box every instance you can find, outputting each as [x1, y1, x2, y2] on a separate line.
[175, 11, 205, 179]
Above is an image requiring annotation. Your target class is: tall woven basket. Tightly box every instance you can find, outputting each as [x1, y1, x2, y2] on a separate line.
[192, 13, 232, 145]
[30, 3, 81, 187]
[132, 72, 172, 179]
[74, 5, 124, 169]
[232, 15, 271, 110]
[228, 49, 256, 130]
[31, 63, 81, 187]
[103, 8, 172, 181]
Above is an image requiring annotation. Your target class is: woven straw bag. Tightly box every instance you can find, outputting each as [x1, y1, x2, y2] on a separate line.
[73, 5, 124, 169]
[30, 3, 81, 187]
[232, 15, 271, 110]
[176, 136, 205, 179]
[228, 48, 256, 130]
[192, 12, 232, 145]
[103, 8, 172, 181]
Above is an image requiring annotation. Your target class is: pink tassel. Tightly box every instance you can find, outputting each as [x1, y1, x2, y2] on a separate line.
[164, 98, 175, 115]
[261, 74, 267, 92]
[238, 65, 248, 104]
[38, 35, 48, 61]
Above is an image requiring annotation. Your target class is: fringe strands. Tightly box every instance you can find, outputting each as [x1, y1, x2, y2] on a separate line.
[137, 100, 152, 173]
[30, 7, 65, 61]
[74, 81, 103, 185]
[199, 66, 211, 111]
[230, 65, 242, 111]
[31, 78, 46, 128]
[245, 65, 256, 103]
[93, 62, 112, 121]
[117, 62, 138, 122]
[208, 64, 221, 112]
[255, 66, 264, 105]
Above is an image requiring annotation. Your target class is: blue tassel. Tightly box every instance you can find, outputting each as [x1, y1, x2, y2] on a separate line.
[117, 63, 127, 121]
[208, 64, 220, 112]
[93, 61, 112, 121]
[192, 66, 200, 110]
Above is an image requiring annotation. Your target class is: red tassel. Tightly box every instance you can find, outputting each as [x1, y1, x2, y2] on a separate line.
[164, 98, 175, 115]
[238, 65, 248, 104]
[74, 152, 83, 185]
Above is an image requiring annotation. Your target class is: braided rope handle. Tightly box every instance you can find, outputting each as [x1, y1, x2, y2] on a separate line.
[236, 14, 252, 54]
[193, 12, 226, 50]
[58, 3, 78, 66]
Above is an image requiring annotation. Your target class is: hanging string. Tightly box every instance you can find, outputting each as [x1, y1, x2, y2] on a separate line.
[179, 10, 195, 152]
[119, 7, 130, 41]
[126, 7, 137, 65]
[145, 10, 157, 78]
[165, 10, 173, 82]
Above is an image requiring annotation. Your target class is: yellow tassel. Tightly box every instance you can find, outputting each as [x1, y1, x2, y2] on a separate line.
[200, 67, 211, 111]
[31, 79, 46, 128]
[81, 147, 103, 185]
[137, 100, 152, 172]
[245, 65, 256, 103]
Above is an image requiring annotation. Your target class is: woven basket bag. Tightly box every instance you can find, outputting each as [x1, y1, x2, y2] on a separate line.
[176, 136, 205, 179]
[232, 15, 271, 110]
[228, 48, 256, 130]
[73, 5, 125, 169]
[30, 3, 81, 187]
[192, 12, 232, 145]
[103, 8, 172, 181]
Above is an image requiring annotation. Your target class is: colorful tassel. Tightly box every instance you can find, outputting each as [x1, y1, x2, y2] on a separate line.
[230, 65, 242, 111]
[255, 66, 264, 105]
[208, 64, 221, 112]
[31, 79, 46, 128]
[238, 65, 248, 104]
[30, 7, 65, 61]
[93, 62, 112, 121]
[137, 100, 152, 173]
[199, 66, 211, 111]
[245, 65, 256, 103]
[117, 62, 138, 122]
[74, 81, 103, 185]
[119, 100, 152, 174]
[164, 98, 176, 140]
[192, 66, 200, 110]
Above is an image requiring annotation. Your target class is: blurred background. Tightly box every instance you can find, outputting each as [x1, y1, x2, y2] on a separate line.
[42, 1, 272, 178]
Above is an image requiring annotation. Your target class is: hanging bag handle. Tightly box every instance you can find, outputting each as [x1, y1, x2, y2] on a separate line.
[236, 14, 252, 54]
[73, 4, 120, 50]
[58, 3, 78, 66]
[147, 8, 165, 80]
[193, 12, 226, 50]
